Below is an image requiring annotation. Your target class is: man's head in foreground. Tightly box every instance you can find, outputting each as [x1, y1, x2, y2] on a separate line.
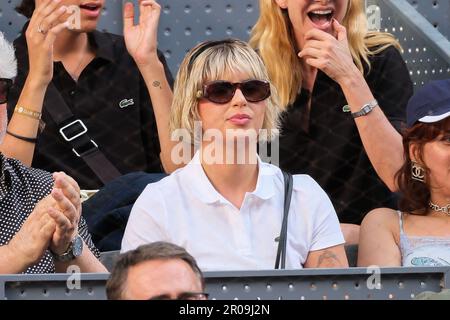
[106, 242, 207, 300]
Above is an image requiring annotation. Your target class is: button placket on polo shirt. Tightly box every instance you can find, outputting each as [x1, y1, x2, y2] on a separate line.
[234, 194, 254, 255]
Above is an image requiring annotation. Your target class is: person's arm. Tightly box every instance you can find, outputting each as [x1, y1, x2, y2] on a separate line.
[0, 1, 69, 165]
[54, 239, 107, 273]
[299, 20, 408, 191]
[340, 223, 360, 245]
[299, 176, 348, 268]
[123, 0, 184, 173]
[0, 245, 31, 274]
[48, 172, 106, 273]
[0, 197, 56, 274]
[357, 208, 402, 267]
[304, 244, 348, 268]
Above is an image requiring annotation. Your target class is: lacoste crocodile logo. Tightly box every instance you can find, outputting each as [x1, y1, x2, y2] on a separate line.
[119, 98, 135, 109]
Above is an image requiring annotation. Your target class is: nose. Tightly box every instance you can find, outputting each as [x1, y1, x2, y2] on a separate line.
[231, 88, 247, 107]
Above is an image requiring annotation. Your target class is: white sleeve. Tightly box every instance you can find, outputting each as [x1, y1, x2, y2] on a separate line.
[305, 176, 345, 251]
[120, 185, 169, 253]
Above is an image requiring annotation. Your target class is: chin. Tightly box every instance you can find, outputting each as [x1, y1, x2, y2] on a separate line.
[78, 20, 100, 32]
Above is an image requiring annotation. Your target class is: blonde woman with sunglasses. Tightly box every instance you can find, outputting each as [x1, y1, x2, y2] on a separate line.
[121, 39, 348, 271]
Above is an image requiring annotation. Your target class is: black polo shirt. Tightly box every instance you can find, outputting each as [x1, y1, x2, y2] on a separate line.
[278, 46, 413, 224]
[8, 25, 173, 189]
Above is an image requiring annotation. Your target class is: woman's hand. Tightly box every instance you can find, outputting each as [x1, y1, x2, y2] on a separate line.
[26, 0, 69, 87]
[123, 0, 162, 67]
[298, 19, 361, 84]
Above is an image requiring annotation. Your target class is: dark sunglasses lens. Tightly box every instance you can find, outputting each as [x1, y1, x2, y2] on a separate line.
[241, 80, 270, 102]
[205, 82, 235, 103]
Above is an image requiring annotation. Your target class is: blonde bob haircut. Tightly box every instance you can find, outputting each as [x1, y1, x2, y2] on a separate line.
[250, 0, 402, 109]
[170, 39, 280, 142]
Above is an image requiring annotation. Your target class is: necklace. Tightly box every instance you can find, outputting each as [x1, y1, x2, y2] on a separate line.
[429, 201, 450, 216]
[67, 49, 88, 82]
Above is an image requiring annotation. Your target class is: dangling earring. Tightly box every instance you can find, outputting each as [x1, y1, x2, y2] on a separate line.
[411, 161, 425, 183]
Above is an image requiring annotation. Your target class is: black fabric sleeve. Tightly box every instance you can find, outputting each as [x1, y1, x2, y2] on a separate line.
[367, 45, 414, 132]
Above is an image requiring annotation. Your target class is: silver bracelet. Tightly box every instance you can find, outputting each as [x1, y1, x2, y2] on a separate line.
[350, 99, 379, 118]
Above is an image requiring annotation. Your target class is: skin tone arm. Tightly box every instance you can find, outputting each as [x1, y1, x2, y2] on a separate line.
[0, 172, 106, 274]
[123, 0, 181, 173]
[298, 19, 403, 191]
[0, 199, 56, 274]
[49, 172, 107, 273]
[357, 208, 402, 267]
[304, 244, 349, 268]
[0, 0, 69, 165]
[340, 223, 360, 245]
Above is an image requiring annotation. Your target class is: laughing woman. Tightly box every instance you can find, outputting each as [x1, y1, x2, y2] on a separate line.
[250, 0, 413, 241]
[121, 39, 348, 271]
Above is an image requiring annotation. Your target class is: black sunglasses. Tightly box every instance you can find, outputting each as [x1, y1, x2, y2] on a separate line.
[197, 79, 271, 104]
[0, 78, 13, 104]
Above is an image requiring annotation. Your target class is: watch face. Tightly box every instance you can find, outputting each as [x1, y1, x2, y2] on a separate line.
[73, 236, 84, 257]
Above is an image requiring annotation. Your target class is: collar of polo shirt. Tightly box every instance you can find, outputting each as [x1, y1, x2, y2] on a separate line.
[186, 151, 276, 204]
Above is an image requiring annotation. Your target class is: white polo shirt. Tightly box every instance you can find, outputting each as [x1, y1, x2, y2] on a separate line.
[121, 152, 344, 271]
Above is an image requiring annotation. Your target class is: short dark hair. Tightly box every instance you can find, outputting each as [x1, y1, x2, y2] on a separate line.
[16, 0, 35, 19]
[396, 117, 450, 214]
[106, 242, 204, 300]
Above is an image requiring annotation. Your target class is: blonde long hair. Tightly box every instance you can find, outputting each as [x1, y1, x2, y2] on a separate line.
[249, 0, 401, 109]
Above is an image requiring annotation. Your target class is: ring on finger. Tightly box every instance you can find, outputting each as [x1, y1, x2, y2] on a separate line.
[37, 24, 47, 35]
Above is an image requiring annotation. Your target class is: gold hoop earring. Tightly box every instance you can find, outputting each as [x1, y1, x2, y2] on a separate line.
[411, 161, 425, 183]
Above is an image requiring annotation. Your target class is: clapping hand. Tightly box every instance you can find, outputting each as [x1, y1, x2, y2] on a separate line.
[47, 172, 82, 256]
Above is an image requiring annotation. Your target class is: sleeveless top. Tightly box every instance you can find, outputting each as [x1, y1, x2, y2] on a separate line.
[397, 211, 450, 267]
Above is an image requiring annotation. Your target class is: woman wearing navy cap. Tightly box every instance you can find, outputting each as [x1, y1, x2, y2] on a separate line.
[358, 79, 450, 267]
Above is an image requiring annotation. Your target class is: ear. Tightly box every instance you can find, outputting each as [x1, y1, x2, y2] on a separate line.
[274, 0, 288, 10]
[409, 143, 420, 163]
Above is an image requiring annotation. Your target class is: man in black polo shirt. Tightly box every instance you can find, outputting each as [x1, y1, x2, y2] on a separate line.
[4, 0, 173, 189]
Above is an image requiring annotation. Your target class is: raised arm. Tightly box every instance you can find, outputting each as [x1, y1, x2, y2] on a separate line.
[0, 0, 69, 165]
[299, 20, 410, 191]
[123, 0, 184, 173]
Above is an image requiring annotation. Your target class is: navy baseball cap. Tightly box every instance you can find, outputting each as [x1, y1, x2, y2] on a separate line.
[406, 79, 450, 127]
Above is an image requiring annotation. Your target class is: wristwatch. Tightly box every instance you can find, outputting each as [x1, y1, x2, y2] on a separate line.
[51, 234, 84, 262]
[351, 99, 379, 118]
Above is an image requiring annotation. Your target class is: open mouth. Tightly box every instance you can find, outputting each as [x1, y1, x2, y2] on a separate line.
[80, 3, 101, 12]
[79, 2, 102, 18]
[307, 9, 334, 27]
